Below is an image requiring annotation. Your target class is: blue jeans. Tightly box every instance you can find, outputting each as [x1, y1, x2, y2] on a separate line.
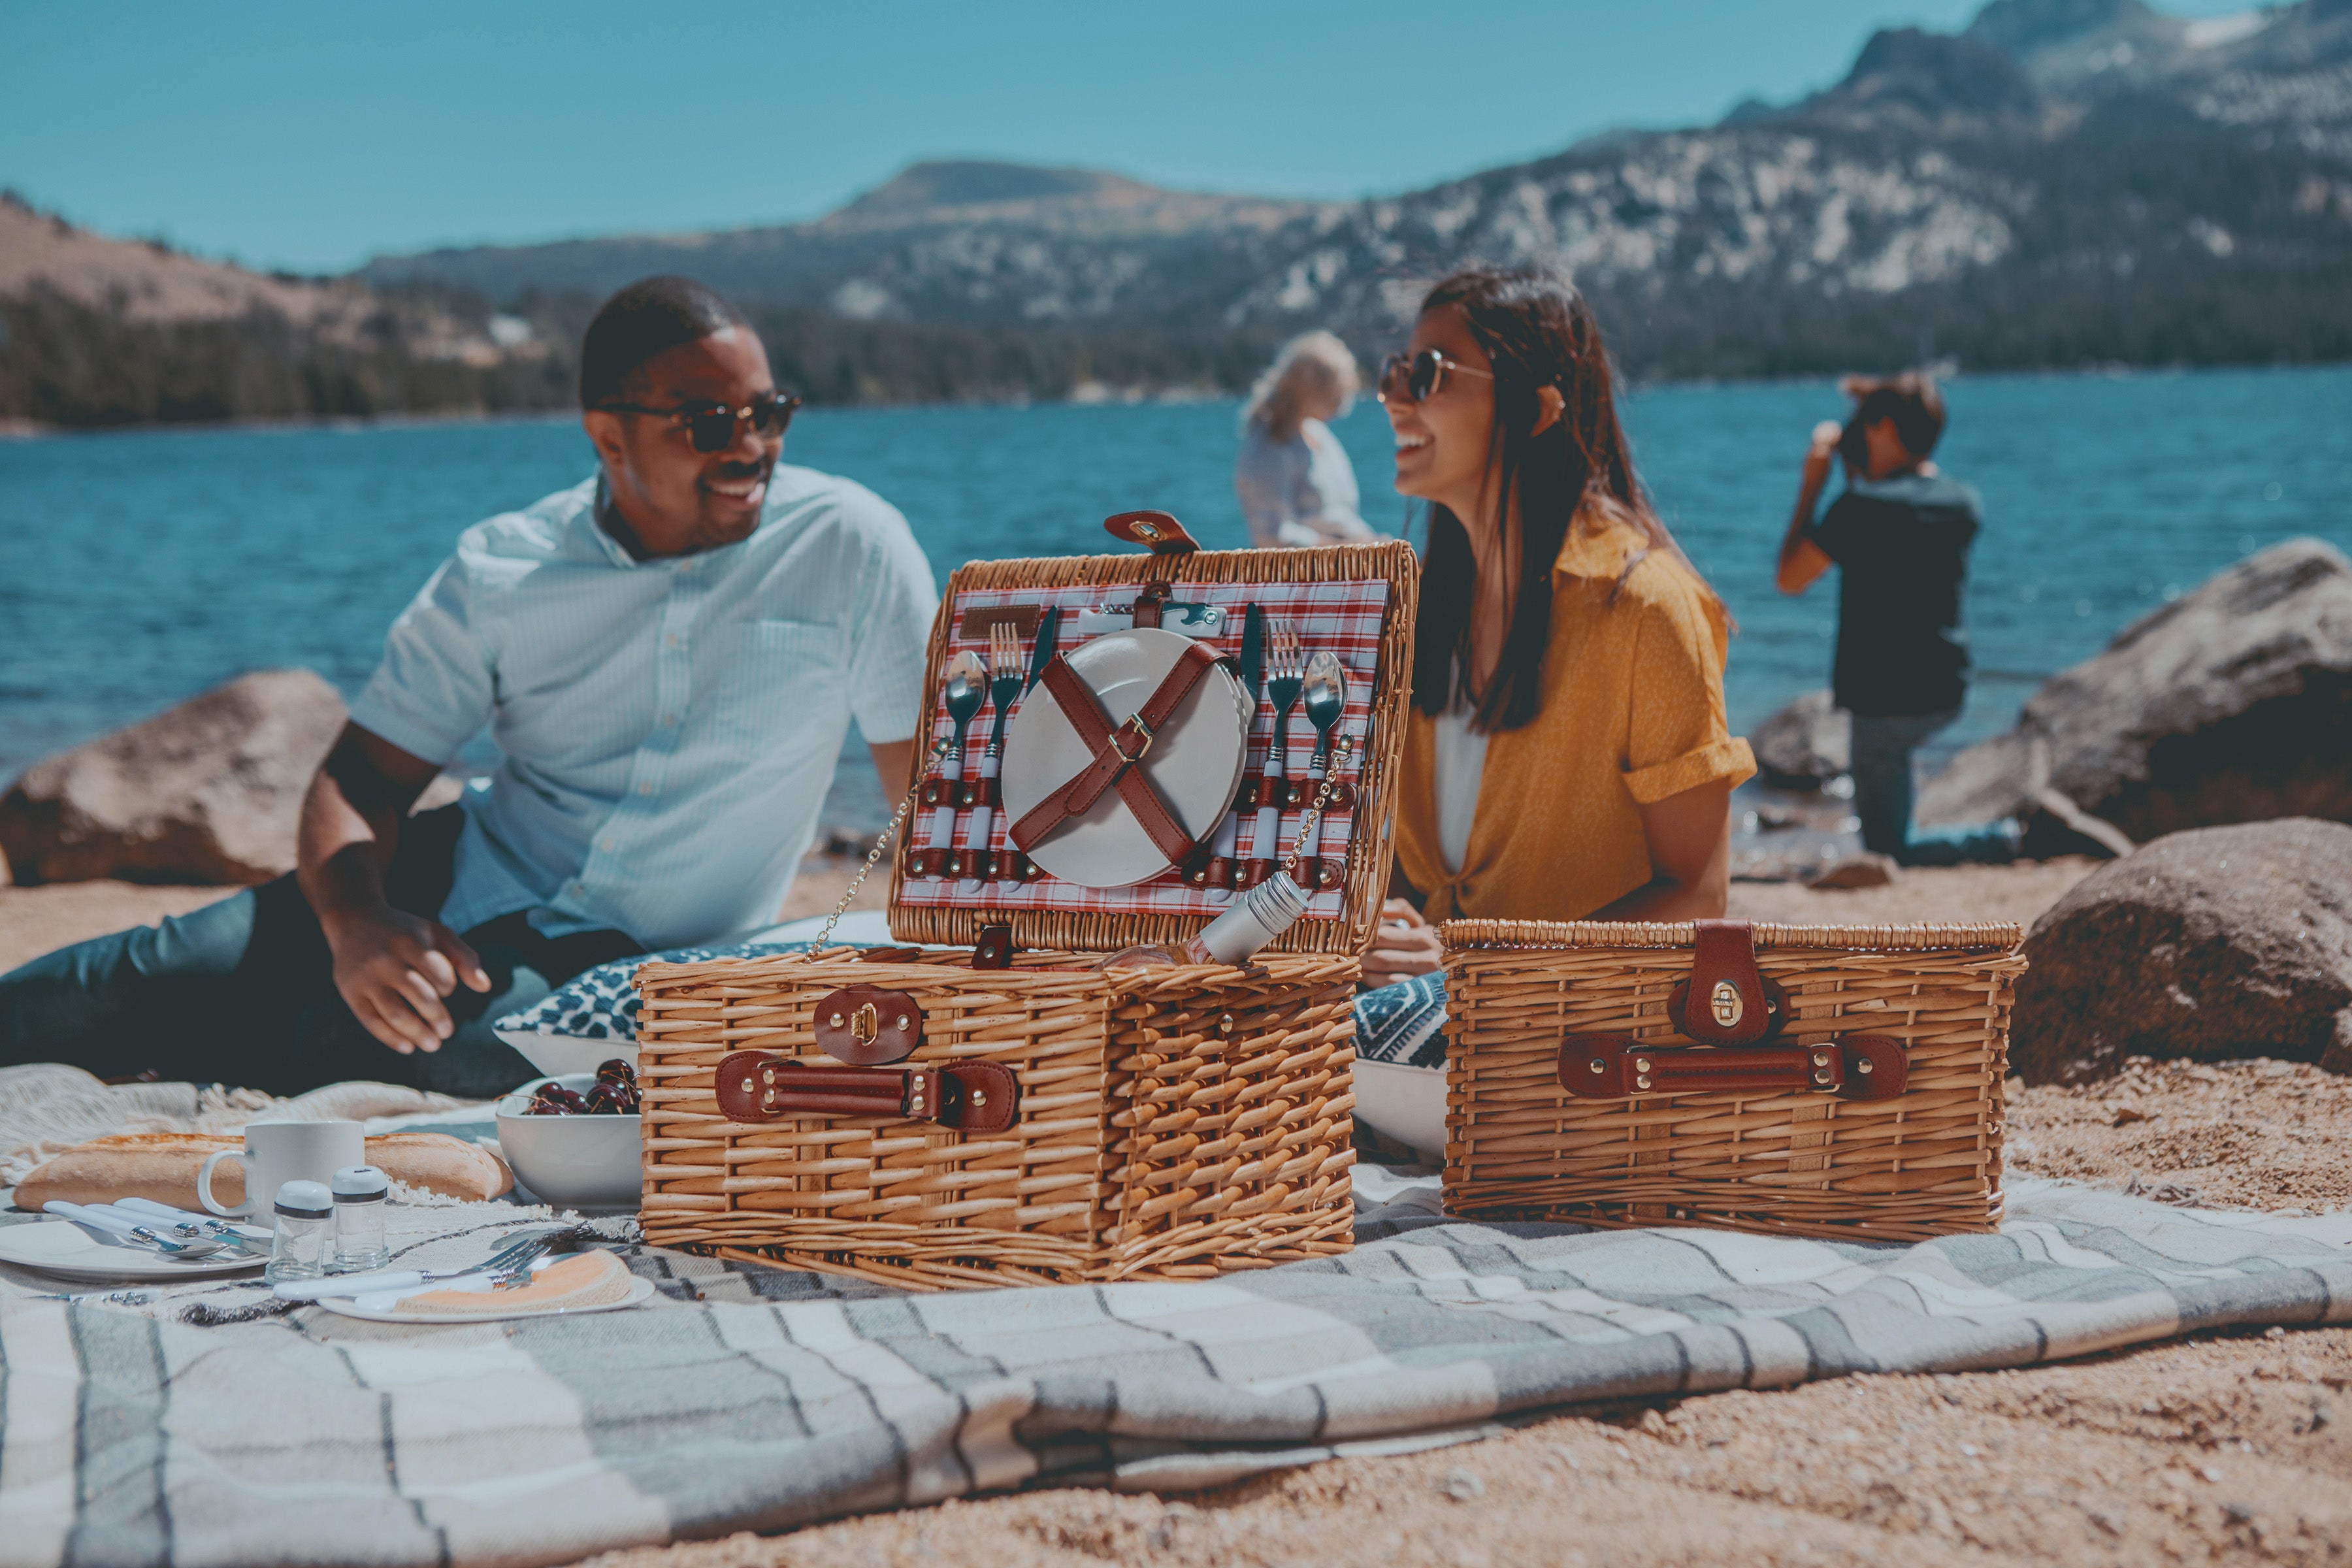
[0, 806, 642, 1099]
[1847, 709, 2020, 866]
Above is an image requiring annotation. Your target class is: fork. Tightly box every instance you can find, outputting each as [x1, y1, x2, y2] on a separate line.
[271, 1228, 568, 1301]
[1249, 623, 1303, 885]
[961, 623, 1026, 890]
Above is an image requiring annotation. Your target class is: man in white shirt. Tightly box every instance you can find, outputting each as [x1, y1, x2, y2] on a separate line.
[1, 276, 936, 1096]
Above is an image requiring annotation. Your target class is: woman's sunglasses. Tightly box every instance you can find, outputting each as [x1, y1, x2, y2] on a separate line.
[596, 390, 802, 453]
[1377, 349, 1494, 406]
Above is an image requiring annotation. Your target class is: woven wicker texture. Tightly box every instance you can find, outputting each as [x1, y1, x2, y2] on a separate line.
[638, 949, 1360, 1289]
[1440, 919, 2026, 1243]
[888, 538, 1417, 957]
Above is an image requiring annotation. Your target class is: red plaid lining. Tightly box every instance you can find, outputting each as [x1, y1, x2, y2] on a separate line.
[898, 578, 1392, 921]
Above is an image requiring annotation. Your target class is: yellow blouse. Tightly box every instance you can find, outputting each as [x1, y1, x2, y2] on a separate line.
[1395, 506, 1755, 923]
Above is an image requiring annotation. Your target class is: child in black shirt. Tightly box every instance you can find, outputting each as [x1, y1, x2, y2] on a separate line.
[1775, 373, 2018, 865]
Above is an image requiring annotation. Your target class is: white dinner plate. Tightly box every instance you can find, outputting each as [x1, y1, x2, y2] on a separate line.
[0, 1219, 270, 1282]
[998, 627, 1250, 887]
[308, 1273, 655, 1324]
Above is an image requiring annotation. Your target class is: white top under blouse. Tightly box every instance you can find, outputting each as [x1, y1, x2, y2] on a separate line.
[1233, 418, 1373, 548]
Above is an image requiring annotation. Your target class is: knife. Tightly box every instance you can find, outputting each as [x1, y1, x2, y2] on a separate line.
[1024, 604, 1060, 694]
[1205, 604, 1264, 888]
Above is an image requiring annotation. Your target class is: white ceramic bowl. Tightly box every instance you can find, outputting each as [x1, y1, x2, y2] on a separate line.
[493, 1074, 642, 1209]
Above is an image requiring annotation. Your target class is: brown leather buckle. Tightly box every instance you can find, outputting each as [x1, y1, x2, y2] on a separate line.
[715, 1051, 1019, 1133]
[813, 986, 921, 1066]
[1111, 714, 1154, 763]
[1558, 1034, 1908, 1102]
[1665, 920, 1791, 1045]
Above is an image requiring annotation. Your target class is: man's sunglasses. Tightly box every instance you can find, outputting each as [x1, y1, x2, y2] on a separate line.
[596, 391, 802, 453]
[1377, 350, 1494, 406]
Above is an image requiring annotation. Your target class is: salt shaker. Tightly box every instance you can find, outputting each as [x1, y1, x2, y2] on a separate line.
[266, 1179, 335, 1284]
[331, 1165, 390, 1273]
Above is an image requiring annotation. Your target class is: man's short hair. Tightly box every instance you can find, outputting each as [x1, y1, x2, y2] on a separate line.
[578, 276, 748, 409]
[1841, 371, 1946, 458]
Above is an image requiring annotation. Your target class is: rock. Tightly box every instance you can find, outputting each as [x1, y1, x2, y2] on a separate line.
[0, 670, 346, 885]
[1919, 539, 2352, 854]
[1749, 689, 1850, 789]
[2010, 819, 2352, 1084]
[1805, 851, 1897, 890]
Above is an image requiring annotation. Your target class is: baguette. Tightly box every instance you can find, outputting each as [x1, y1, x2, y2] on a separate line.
[14, 1131, 512, 1211]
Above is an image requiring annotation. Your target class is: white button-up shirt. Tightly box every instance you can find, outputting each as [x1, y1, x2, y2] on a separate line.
[350, 466, 936, 947]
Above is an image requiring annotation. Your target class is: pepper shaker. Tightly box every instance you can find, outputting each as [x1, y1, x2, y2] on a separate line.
[266, 1179, 335, 1284]
[331, 1165, 390, 1273]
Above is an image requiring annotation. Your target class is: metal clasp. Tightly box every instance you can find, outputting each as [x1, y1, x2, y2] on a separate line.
[850, 1002, 879, 1047]
[1709, 980, 1744, 1030]
[1111, 714, 1154, 763]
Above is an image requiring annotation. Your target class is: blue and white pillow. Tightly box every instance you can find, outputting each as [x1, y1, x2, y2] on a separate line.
[493, 941, 812, 1053]
[1353, 972, 1448, 1070]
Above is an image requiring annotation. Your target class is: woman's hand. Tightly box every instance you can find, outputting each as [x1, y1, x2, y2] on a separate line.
[1361, 897, 1444, 987]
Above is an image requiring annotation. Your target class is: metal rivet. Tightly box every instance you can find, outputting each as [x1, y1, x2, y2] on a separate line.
[830, 1013, 843, 1027]
[1634, 1058, 1652, 1073]
[971, 1090, 987, 1106]
[896, 1015, 909, 1030]
[1635, 1075, 1652, 1090]
[1219, 1013, 1235, 1035]
[1857, 1059, 1874, 1074]
[1812, 1053, 1829, 1067]
[1589, 1060, 1605, 1074]
[1814, 1070, 1833, 1085]
[763, 1068, 774, 1085]
[740, 1077, 755, 1093]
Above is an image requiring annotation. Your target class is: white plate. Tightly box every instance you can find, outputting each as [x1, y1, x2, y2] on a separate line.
[0, 1219, 270, 1282]
[308, 1273, 655, 1324]
[999, 627, 1251, 887]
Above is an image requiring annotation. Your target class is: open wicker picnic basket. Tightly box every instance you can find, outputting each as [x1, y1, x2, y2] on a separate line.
[634, 514, 1418, 1289]
[1440, 918, 2026, 1242]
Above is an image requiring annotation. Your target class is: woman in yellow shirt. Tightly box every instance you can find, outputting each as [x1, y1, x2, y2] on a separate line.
[1353, 267, 1753, 1143]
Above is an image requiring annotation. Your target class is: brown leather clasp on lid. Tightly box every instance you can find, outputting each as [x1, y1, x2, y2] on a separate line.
[812, 985, 921, 1066]
[715, 1051, 1019, 1133]
[1103, 510, 1200, 556]
[1666, 919, 1791, 1045]
[1558, 1034, 1908, 1102]
[970, 923, 1015, 970]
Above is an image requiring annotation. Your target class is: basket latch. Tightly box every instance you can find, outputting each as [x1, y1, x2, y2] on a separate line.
[970, 923, 1015, 970]
[1103, 510, 1200, 557]
[1667, 919, 1791, 1045]
[1558, 1034, 1908, 1102]
[715, 1050, 1019, 1132]
[813, 985, 922, 1065]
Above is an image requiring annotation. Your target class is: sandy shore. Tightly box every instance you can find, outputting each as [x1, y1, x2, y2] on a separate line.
[8, 858, 2346, 1565]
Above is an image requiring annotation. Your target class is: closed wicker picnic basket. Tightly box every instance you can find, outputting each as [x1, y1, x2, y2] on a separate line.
[1440, 919, 2026, 1243]
[635, 519, 1417, 1289]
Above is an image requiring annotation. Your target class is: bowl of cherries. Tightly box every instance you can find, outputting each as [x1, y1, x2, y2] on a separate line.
[493, 1060, 643, 1209]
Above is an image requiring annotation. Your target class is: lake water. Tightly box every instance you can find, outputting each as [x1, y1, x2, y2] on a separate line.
[3, 365, 2347, 836]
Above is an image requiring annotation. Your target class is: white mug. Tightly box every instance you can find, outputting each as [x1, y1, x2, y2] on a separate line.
[198, 1120, 365, 1218]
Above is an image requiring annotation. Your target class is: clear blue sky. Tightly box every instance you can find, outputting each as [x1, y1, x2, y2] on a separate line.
[3, 1, 2259, 275]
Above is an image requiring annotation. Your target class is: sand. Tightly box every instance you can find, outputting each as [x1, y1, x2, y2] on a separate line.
[10, 858, 2347, 1565]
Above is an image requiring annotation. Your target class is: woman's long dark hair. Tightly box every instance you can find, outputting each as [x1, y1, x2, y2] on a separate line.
[1410, 265, 1723, 731]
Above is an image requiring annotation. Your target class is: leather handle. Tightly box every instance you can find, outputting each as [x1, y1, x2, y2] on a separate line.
[1558, 1034, 1908, 1102]
[715, 1051, 1019, 1132]
[1103, 510, 1200, 556]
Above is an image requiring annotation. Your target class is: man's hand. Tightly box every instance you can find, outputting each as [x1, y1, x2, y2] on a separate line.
[1361, 897, 1443, 987]
[1803, 419, 1843, 485]
[324, 905, 491, 1054]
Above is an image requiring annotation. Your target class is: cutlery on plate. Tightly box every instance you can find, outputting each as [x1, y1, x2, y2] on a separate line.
[1247, 624, 1303, 888]
[1194, 602, 1263, 896]
[270, 1230, 567, 1301]
[1072, 602, 1226, 636]
[922, 650, 987, 878]
[1296, 650, 1348, 890]
[961, 623, 1025, 890]
[43, 1200, 228, 1257]
[108, 1196, 272, 1254]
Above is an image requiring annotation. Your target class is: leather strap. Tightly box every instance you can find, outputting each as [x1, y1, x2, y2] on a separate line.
[715, 1051, 1019, 1133]
[1131, 580, 1173, 630]
[970, 923, 1015, 970]
[1007, 641, 1233, 868]
[1103, 510, 1200, 555]
[1666, 919, 1787, 1045]
[1558, 1034, 1908, 1102]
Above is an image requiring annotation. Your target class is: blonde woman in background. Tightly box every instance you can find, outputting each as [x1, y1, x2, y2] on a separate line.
[1234, 330, 1375, 547]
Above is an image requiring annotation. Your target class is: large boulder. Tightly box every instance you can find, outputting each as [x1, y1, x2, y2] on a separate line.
[2010, 818, 2352, 1084]
[1749, 689, 1850, 789]
[0, 670, 346, 885]
[1918, 538, 2352, 853]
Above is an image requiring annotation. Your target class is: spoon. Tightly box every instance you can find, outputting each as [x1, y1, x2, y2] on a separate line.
[1296, 651, 1348, 887]
[44, 1200, 226, 1257]
[927, 651, 988, 876]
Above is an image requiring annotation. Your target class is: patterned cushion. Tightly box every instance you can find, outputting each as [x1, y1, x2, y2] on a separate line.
[493, 941, 813, 1044]
[1352, 972, 1448, 1070]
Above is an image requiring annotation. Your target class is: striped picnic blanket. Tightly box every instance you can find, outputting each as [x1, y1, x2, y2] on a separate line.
[3, 1173, 2347, 1568]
